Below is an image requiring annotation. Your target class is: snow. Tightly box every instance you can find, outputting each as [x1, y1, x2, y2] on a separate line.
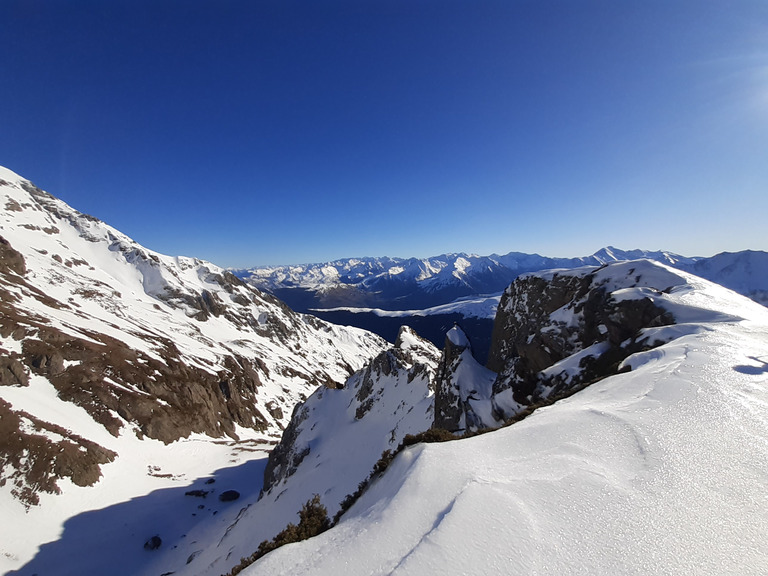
[237, 266, 768, 576]
[238, 248, 704, 308]
[1, 435, 273, 576]
[312, 293, 502, 320]
[445, 325, 469, 347]
[4, 164, 768, 576]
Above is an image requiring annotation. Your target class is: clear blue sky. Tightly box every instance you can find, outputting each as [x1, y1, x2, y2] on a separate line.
[2, 0, 767, 267]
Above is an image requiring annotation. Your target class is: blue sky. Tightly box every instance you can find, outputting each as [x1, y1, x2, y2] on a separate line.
[2, 1, 767, 267]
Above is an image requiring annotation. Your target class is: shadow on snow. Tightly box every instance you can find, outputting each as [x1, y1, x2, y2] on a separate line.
[733, 355, 768, 376]
[9, 457, 268, 576]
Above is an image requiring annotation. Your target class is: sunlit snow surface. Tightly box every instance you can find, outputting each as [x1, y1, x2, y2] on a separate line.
[241, 267, 768, 576]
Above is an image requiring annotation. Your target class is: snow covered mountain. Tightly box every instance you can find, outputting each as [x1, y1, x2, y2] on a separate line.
[230, 260, 768, 576]
[236, 248, 767, 367]
[681, 250, 768, 306]
[0, 166, 386, 573]
[105, 258, 764, 576]
[4, 160, 768, 576]
[235, 248, 697, 313]
[153, 327, 443, 576]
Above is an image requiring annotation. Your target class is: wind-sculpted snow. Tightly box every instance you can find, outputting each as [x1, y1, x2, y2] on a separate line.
[234, 262, 768, 576]
[0, 166, 387, 573]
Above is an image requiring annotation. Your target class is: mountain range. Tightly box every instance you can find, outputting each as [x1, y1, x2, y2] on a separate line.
[236, 247, 768, 312]
[236, 248, 768, 365]
[2, 164, 768, 576]
[234, 247, 699, 311]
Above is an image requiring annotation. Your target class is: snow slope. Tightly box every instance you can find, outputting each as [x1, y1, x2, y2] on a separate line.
[239, 266, 768, 575]
[0, 165, 387, 575]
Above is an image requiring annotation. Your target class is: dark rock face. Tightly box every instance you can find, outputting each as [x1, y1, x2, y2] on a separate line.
[433, 330, 469, 432]
[487, 265, 675, 417]
[8, 318, 271, 443]
[0, 398, 117, 508]
[261, 402, 312, 494]
[0, 356, 29, 387]
[218, 489, 240, 502]
[0, 235, 26, 276]
[433, 326, 498, 433]
[144, 535, 162, 551]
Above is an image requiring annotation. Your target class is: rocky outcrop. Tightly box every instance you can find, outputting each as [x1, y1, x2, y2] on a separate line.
[433, 325, 497, 433]
[0, 398, 117, 508]
[261, 326, 439, 502]
[0, 235, 26, 276]
[0, 356, 29, 387]
[488, 263, 676, 419]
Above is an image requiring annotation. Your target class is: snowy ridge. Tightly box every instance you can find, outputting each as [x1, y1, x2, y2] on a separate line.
[236, 261, 768, 576]
[0, 166, 387, 574]
[167, 260, 768, 576]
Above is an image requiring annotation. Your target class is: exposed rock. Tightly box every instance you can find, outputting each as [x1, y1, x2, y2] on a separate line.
[185, 490, 211, 498]
[261, 402, 312, 493]
[218, 490, 240, 502]
[0, 356, 29, 387]
[0, 235, 26, 276]
[488, 263, 676, 419]
[433, 325, 497, 433]
[433, 328, 467, 432]
[144, 535, 162, 551]
[0, 398, 117, 508]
